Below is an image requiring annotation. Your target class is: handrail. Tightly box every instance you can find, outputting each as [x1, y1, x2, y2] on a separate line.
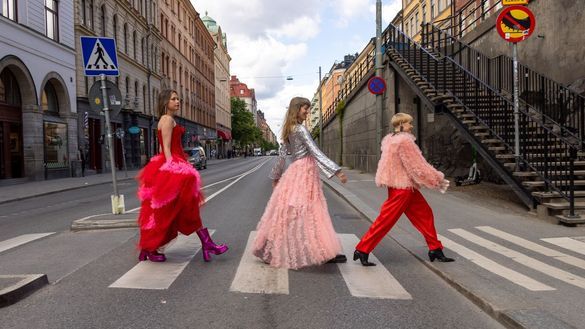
[433, 0, 502, 38]
[422, 23, 585, 147]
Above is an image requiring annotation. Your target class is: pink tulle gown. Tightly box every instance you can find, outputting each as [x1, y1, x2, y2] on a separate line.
[252, 124, 343, 269]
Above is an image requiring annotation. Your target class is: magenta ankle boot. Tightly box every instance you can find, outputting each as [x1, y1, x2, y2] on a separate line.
[196, 227, 228, 262]
[138, 250, 167, 262]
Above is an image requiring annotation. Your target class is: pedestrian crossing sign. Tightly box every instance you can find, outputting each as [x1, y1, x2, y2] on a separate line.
[80, 36, 119, 76]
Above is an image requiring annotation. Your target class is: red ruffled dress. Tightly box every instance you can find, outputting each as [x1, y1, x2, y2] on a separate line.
[137, 124, 203, 252]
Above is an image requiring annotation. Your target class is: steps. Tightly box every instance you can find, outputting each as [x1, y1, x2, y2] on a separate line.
[385, 23, 583, 225]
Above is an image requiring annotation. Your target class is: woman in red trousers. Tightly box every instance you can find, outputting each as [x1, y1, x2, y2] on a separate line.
[354, 113, 454, 266]
[136, 89, 228, 262]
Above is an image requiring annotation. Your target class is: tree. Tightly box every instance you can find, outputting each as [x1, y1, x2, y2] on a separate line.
[231, 97, 257, 149]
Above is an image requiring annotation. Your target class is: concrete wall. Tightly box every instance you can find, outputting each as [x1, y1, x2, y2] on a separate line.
[462, 0, 585, 87]
[321, 62, 500, 182]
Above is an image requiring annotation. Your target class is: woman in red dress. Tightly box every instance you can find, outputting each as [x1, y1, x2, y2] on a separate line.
[136, 89, 228, 262]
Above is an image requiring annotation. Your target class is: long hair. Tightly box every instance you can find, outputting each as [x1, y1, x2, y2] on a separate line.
[156, 89, 178, 119]
[281, 97, 311, 142]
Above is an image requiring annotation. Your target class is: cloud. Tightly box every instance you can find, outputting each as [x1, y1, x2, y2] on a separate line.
[193, 0, 321, 101]
[267, 16, 321, 41]
[368, 0, 403, 25]
[332, 0, 371, 27]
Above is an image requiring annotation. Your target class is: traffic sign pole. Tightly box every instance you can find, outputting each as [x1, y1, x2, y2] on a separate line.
[513, 43, 521, 170]
[100, 74, 124, 214]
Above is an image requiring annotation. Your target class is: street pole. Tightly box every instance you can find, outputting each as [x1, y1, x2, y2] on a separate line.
[513, 42, 520, 171]
[100, 74, 124, 214]
[318, 66, 323, 148]
[375, 0, 384, 161]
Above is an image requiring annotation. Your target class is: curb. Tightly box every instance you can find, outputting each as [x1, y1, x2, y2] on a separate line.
[321, 178, 576, 329]
[70, 213, 138, 232]
[0, 274, 48, 308]
[0, 176, 136, 206]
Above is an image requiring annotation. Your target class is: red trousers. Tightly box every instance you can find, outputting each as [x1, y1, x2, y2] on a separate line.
[356, 188, 443, 254]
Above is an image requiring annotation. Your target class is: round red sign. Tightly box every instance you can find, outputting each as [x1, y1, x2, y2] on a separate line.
[496, 5, 536, 43]
[367, 76, 386, 95]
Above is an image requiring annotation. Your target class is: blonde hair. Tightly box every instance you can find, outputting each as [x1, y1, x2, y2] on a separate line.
[157, 89, 178, 119]
[391, 113, 413, 130]
[281, 97, 311, 142]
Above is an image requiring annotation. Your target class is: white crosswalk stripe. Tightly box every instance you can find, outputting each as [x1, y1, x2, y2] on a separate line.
[449, 228, 585, 289]
[109, 231, 212, 290]
[229, 232, 411, 299]
[476, 226, 585, 271]
[0, 233, 55, 254]
[229, 231, 289, 295]
[337, 234, 412, 299]
[439, 234, 554, 291]
[541, 237, 585, 256]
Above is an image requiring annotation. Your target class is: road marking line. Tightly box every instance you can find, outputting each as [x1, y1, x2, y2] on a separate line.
[109, 231, 214, 290]
[439, 235, 554, 291]
[476, 226, 585, 271]
[84, 160, 271, 218]
[229, 231, 289, 295]
[541, 237, 585, 256]
[450, 228, 585, 289]
[0, 233, 56, 254]
[337, 234, 412, 299]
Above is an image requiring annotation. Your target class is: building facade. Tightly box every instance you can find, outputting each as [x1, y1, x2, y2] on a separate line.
[75, 0, 162, 174]
[229, 75, 257, 125]
[322, 55, 356, 121]
[202, 12, 232, 158]
[159, 0, 217, 157]
[402, 0, 453, 41]
[1, 0, 77, 181]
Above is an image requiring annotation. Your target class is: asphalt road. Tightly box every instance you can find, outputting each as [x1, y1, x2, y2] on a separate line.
[0, 157, 503, 329]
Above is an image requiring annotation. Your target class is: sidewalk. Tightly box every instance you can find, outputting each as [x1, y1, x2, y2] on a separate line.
[322, 168, 581, 329]
[0, 158, 230, 205]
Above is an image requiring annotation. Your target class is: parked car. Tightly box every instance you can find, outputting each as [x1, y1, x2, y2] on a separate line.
[269, 149, 278, 156]
[184, 146, 207, 170]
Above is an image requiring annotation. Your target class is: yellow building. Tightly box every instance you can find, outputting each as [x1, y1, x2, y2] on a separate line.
[402, 0, 453, 42]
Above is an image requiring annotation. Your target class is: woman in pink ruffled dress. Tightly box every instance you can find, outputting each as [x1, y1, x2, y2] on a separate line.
[136, 89, 228, 263]
[252, 97, 348, 269]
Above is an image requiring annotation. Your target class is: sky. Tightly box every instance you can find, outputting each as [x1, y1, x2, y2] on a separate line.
[192, 0, 402, 138]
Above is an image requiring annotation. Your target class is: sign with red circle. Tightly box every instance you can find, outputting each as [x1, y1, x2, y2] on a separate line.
[496, 5, 536, 43]
[367, 76, 386, 95]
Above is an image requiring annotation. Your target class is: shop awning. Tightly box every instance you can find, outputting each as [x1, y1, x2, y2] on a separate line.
[217, 129, 232, 141]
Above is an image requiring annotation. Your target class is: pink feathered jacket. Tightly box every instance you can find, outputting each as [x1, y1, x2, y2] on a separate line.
[375, 132, 444, 190]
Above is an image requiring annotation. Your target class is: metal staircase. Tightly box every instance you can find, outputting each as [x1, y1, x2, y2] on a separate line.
[382, 24, 585, 224]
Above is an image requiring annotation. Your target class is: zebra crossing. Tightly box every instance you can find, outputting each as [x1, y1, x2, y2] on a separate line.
[1, 227, 585, 300]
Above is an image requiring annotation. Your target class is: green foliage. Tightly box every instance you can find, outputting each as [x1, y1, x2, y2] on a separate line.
[231, 97, 259, 147]
[335, 99, 346, 120]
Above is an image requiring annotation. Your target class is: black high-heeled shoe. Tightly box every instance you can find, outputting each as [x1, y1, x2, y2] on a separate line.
[326, 254, 347, 263]
[428, 248, 455, 262]
[353, 250, 376, 266]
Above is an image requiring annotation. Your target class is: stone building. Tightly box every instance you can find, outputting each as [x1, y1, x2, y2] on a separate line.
[1, 0, 77, 181]
[75, 0, 162, 173]
[202, 12, 232, 158]
[159, 0, 217, 157]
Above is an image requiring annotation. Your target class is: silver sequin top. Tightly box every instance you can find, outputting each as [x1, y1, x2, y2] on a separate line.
[269, 124, 341, 180]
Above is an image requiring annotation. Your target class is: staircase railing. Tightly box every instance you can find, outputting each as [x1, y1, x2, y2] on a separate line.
[432, 0, 503, 39]
[421, 23, 585, 147]
[383, 23, 579, 213]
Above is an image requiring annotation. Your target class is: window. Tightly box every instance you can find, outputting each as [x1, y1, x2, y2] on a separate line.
[80, 0, 85, 24]
[44, 121, 68, 169]
[133, 31, 137, 59]
[45, 0, 59, 41]
[42, 81, 59, 114]
[88, 0, 93, 28]
[123, 24, 128, 53]
[125, 76, 129, 96]
[431, 0, 435, 19]
[1, 0, 16, 20]
[141, 38, 145, 64]
[100, 5, 105, 36]
[113, 15, 117, 42]
[0, 69, 21, 105]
